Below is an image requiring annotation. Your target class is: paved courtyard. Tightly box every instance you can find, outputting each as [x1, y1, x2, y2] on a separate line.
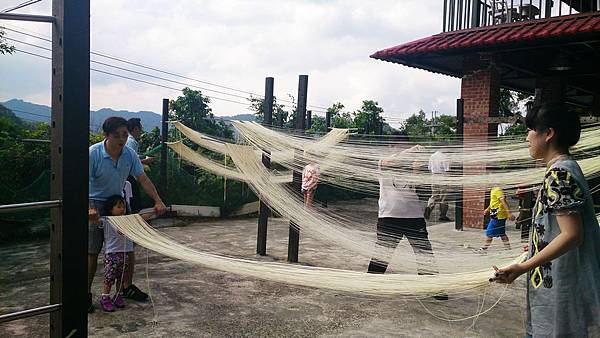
[0, 199, 527, 337]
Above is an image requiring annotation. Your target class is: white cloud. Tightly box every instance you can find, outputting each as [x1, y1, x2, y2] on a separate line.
[1, 0, 461, 118]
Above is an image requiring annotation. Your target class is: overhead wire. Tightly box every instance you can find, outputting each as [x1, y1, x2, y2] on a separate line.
[1, 0, 42, 13]
[3, 25, 331, 112]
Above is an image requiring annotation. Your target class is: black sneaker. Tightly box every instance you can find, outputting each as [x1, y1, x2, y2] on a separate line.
[433, 294, 449, 301]
[87, 292, 95, 313]
[438, 216, 451, 222]
[123, 284, 149, 302]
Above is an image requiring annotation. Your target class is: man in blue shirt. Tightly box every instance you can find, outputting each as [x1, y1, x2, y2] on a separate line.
[88, 116, 166, 313]
[125, 118, 154, 213]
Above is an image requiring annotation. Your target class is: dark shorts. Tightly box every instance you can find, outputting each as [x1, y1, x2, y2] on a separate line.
[89, 199, 106, 255]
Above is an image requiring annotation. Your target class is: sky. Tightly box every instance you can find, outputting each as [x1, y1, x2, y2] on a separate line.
[0, 0, 461, 124]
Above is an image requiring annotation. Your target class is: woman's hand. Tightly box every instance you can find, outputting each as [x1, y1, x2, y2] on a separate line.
[490, 264, 527, 284]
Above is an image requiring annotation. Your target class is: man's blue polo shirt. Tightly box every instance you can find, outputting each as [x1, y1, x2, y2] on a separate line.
[126, 134, 139, 153]
[89, 140, 144, 201]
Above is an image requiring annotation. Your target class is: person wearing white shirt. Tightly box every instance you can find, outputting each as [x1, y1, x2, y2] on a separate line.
[425, 150, 451, 221]
[367, 133, 447, 300]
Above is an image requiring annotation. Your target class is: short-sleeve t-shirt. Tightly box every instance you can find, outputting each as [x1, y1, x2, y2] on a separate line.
[301, 163, 320, 191]
[488, 187, 508, 220]
[526, 157, 600, 337]
[378, 160, 424, 219]
[89, 140, 144, 201]
[102, 217, 134, 254]
[126, 135, 139, 154]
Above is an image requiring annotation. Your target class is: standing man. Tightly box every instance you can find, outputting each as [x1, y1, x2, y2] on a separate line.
[88, 117, 166, 313]
[125, 118, 154, 213]
[425, 150, 451, 222]
[367, 132, 447, 300]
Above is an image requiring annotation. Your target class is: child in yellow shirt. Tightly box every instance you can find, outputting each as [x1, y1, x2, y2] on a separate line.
[480, 186, 514, 251]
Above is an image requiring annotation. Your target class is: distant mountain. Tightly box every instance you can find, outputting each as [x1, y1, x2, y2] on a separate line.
[91, 108, 162, 132]
[2, 99, 163, 132]
[226, 113, 255, 122]
[2, 99, 255, 132]
[2, 99, 50, 124]
[0, 103, 23, 125]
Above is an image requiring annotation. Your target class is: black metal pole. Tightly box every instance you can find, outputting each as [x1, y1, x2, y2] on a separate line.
[160, 98, 169, 204]
[471, 0, 480, 28]
[50, 1, 90, 337]
[257, 77, 274, 256]
[455, 99, 464, 231]
[443, 0, 448, 31]
[326, 111, 332, 131]
[288, 75, 308, 263]
[306, 110, 312, 129]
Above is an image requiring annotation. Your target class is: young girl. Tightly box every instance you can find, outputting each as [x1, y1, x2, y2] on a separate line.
[100, 195, 134, 312]
[301, 162, 320, 208]
[480, 186, 514, 251]
[493, 103, 600, 336]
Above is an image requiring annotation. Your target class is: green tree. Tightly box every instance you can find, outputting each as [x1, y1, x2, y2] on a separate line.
[0, 113, 50, 205]
[325, 102, 351, 129]
[282, 94, 299, 129]
[170, 87, 232, 140]
[352, 100, 384, 134]
[432, 114, 457, 140]
[248, 95, 288, 125]
[401, 110, 429, 139]
[138, 126, 161, 154]
[0, 28, 15, 55]
[399, 110, 456, 141]
[502, 122, 527, 137]
[89, 131, 103, 145]
[308, 115, 326, 133]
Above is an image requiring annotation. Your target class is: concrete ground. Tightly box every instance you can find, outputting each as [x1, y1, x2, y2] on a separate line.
[0, 199, 528, 337]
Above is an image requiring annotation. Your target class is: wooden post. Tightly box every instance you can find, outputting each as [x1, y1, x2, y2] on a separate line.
[296, 75, 308, 130]
[306, 110, 312, 129]
[325, 111, 332, 131]
[289, 74, 308, 263]
[257, 77, 273, 256]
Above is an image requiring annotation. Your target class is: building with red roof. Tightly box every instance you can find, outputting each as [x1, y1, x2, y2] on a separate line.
[371, 1, 600, 228]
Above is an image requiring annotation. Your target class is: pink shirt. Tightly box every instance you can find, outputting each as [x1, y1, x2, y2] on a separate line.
[302, 163, 320, 191]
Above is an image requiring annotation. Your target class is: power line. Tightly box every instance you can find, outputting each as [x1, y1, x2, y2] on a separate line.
[13, 47, 252, 107]
[2, 0, 42, 13]
[4, 26, 331, 111]
[10, 42, 329, 116]
[7, 37, 253, 102]
[6, 107, 103, 129]
[7, 107, 49, 119]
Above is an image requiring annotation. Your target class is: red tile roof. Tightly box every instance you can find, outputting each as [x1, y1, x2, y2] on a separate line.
[371, 12, 600, 60]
